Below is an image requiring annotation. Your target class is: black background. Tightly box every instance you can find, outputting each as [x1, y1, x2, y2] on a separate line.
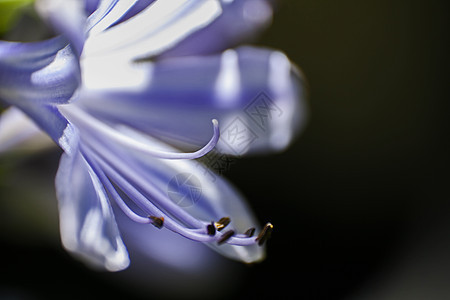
[1, 1, 449, 299]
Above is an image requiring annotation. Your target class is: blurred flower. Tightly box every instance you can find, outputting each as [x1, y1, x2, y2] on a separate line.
[0, 0, 307, 274]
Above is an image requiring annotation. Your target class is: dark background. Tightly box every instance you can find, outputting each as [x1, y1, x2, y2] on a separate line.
[1, 0, 449, 299]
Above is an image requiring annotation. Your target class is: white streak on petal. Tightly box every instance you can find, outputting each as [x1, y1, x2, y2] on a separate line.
[57, 152, 130, 271]
[214, 49, 241, 106]
[268, 51, 291, 95]
[31, 45, 75, 88]
[58, 123, 77, 155]
[268, 51, 297, 150]
[59, 201, 78, 250]
[84, 0, 222, 60]
[80, 209, 103, 250]
[81, 55, 153, 91]
[79, 191, 129, 272]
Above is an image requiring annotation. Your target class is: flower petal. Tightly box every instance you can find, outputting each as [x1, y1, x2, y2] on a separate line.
[35, 0, 142, 55]
[106, 0, 156, 27]
[0, 107, 53, 154]
[85, 0, 139, 36]
[82, 0, 222, 60]
[0, 38, 79, 151]
[55, 148, 129, 271]
[35, 0, 88, 55]
[0, 37, 80, 106]
[79, 46, 307, 155]
[160, 0, 274, 58]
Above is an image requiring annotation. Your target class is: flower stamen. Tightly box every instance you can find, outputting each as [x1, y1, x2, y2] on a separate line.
[217, 230, 235, 245]
[88, 145, 269, 246]
[256, 223, 273, 246]
[79, 124, 271, 248]
[214, 217, 231, 231]
[244, 228, 256, 237]
[95, 161, 152, 224]
[206, 222, 216, 236]
[60, 105, 220, 160]
[148, 216, 164, 229]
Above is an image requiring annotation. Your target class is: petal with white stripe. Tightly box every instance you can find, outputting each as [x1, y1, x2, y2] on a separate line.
[55, 148, 129, 271]
[78, 47, 307, 155]
[0, 37, 80, 105]
[161, 0, 274, 58]
[83, 0, 222, 60]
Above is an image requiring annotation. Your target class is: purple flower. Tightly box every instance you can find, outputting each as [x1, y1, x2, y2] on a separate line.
[0, 0, 307, 271]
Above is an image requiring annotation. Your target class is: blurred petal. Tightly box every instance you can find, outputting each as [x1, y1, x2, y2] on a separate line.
[35, 0, 143, 55]
[83, 0, 222, 60]
[35, 0, 88, 55]
[0, 37, 80, 105]
[0, 107, 53, 154]
[84, 0, 101, 16]
[161, 0, 274, 58]
[55, 149, 129, 271]
[79, 47, 307, 155]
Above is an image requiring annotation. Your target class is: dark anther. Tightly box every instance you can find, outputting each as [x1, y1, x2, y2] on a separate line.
[217, 230, 235, 245]
[215, 217, 231, 231]
[255, 223, 273, 246]
[149, 216, 164, 229]
[244, 228, 256, 237]
[206, 222, 216, 236]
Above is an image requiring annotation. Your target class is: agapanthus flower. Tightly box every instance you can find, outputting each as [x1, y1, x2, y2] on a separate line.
[0, 0, 307, 272]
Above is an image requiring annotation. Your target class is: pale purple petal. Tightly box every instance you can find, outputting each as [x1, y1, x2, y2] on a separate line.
[161, 0, 274, 58]
[86, 0, 139, 36]
[0, 37, 80, 153]
[35, 0, 88, 55]
[0, 37, 80, 105]
[108, 0, 156, 26]
[84, 0, 101, 15]
[55, 149, 129, 271]
[35, 0, 142, 55]
[82, 0, 222, 60]
[78, 46, 307, 155]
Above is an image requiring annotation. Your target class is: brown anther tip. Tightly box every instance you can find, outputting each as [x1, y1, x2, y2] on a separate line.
[244, 228, 256, 237]
[206, 222, 216, 236]
[217, 230, 235, 245]
[255, 223, 273, 246]
[149, 216, 164, 229]
[215, 217, 231, 231]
